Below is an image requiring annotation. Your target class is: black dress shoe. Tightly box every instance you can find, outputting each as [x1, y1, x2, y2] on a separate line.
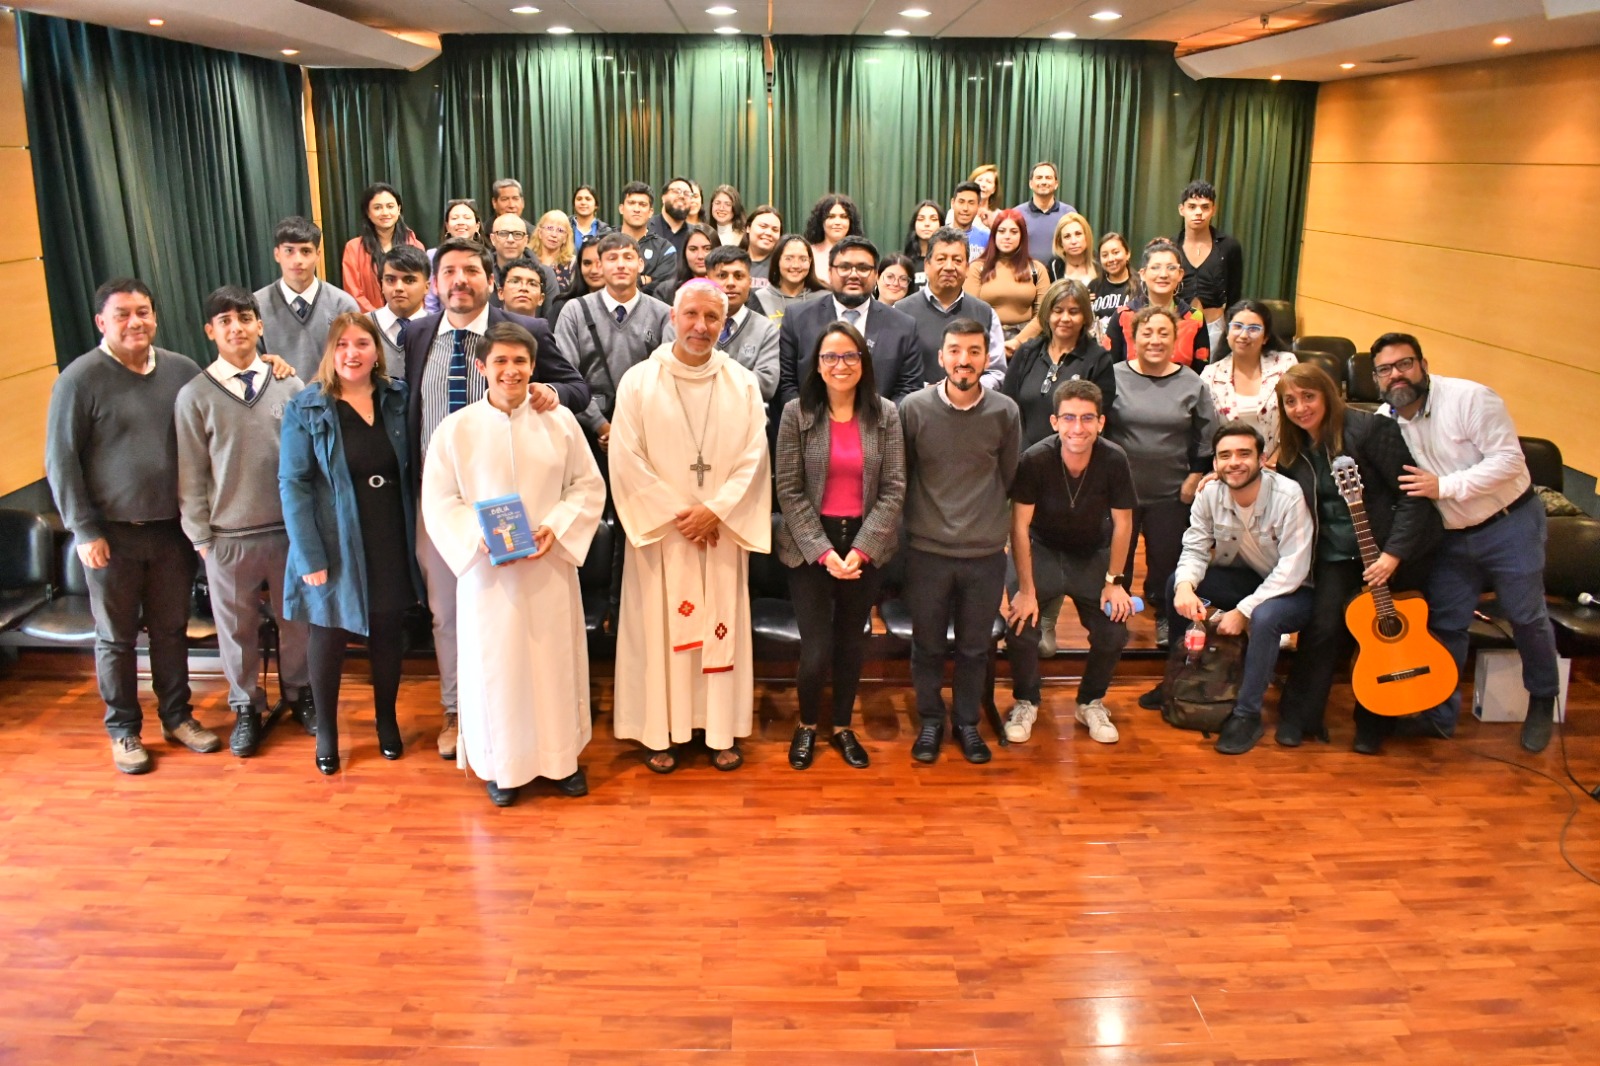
[1138, 685, 1165, 712]
[830, 729, 869, 769]
[316, 752, 340, 775]
[1521, 696, 1556, 753]
[552, 767, 588, 797]
[954, 723, 991, 764]
[1352, 720, 1385, 756]
[376, 717, 403, 760]
[230, 710, 261, 758]
[485, 781, 518, 807]
[1214, 712, 1264, 755]
[911, 721, 944, 763]
[292, 691, 317, 736]
[789, 725, 817, 770]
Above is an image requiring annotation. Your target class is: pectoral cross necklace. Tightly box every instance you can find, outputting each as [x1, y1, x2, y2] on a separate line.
[671, 376, 717, 488]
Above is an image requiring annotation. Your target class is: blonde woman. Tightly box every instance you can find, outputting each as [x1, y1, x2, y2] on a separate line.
[1048, 212, 1098, 288]
[532, 210, 577, 293]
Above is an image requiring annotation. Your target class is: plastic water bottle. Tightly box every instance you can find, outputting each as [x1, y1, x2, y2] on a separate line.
[1183, 618, 1208, 663]
[1105, 596, 1145, 618]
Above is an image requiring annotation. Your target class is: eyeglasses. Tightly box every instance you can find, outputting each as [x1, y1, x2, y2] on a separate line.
[491, 230, 527, 240]
[819, 352, 862, 366]
[1053, 413, 1100, 426]
[879, 274, 909, 288]
[1227, 322, 1264, 336]
[833, 263, 875, 276]
[1373, 355, 1419, 379]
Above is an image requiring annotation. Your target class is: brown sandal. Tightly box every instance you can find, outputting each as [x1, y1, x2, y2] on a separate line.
[711, 743, 743, 771]
[645, 747, 680, 774]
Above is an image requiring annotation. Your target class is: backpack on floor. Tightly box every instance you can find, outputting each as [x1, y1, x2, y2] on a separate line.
[1161, 622, 1247, 737]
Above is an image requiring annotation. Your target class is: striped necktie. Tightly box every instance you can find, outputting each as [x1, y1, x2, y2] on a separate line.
[718, 317, 734, 347]
[292, 296, 310, 322]
[395, 318, 410, 350]
[447, 330, 471, 413]
[238, 369, 257, 402]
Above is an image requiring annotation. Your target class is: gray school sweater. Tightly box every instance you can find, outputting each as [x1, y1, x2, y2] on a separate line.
[175, 370, 306, 547]
[900, 384, 1021, 557]
[254, 281, 360, 381]
[553, 290, 672, 432]
[45, 347, 202, 541]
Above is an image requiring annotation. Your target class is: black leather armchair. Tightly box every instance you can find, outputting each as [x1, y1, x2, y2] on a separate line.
[0, 509, 54, 634]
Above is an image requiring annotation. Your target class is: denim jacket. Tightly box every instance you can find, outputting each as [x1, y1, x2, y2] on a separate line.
[1173, 469, 1314, 619]
[278, 378, 421, 634]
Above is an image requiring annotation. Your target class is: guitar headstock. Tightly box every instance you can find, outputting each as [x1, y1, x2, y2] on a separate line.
[1332, 455, 1363, 505]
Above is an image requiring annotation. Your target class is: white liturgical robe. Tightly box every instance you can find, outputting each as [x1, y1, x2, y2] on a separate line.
[610, 344, 771, 751]
[421, 397, 605, 788]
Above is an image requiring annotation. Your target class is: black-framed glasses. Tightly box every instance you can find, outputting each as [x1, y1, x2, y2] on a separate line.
[833, 263, 875, 276]
[1372, 355, 1419, 379]
[819, 352, 863, 366]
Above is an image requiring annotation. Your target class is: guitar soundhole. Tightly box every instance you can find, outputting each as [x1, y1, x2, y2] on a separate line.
[1376, 615, 1405, 640]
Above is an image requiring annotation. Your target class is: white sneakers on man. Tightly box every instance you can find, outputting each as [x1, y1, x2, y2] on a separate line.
[1075, 700, 1119, 744]
[1004, 700, 1039, 743]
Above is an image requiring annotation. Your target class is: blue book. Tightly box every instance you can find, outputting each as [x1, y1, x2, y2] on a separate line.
[474, 494, 538, 565]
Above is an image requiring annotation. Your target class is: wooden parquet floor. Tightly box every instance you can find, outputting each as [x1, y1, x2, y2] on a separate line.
[2, 656, 1600, 1065]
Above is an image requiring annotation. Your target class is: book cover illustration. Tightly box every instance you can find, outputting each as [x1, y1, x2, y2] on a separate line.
[474, 494, 539, 565]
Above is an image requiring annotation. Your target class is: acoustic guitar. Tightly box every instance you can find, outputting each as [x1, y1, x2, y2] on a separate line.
[1331, 456, 1459, 716]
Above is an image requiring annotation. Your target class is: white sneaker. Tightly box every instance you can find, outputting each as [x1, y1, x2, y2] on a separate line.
[1005, 700, 1039, 743]
[1075, 700, 1120, 744]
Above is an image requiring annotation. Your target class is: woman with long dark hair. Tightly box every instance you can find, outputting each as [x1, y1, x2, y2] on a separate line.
[754, 233, 827, 323]
[1272, 362, 1442, 754]
[570, 184, 611, 251]
[965, 208, 1049, 354]
[656, 224, 720, 306]
[547, 240, 603, 327]
[775, 321, 906, 770]
[875, 253, 915, 307]
[901, 199, 943, 289]
[1201, 299, 1298, 465]
[279, 314, 423, 774]
[340, 182, 425, 313]
[709, 184, 746, 246]
[804, 194, 865, 284]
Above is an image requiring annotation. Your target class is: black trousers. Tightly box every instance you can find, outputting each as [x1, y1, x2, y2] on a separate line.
[904, 547, 1007, 727]
[1006, 542, 1128, 705]
[1122, 498, 1191, 611]
[82, 520, 198, 738]
[308, 610, 407, 759]
[786, 516, 885, 729]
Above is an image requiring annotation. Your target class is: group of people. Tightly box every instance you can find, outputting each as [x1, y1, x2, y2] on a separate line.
[42, 164, 1563, 807]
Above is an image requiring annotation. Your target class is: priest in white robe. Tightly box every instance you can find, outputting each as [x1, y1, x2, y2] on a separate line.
[610, 280, 772, 772]
[422, 321, 606, 806]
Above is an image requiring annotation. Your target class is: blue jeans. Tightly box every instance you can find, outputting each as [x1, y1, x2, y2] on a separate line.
[1165, 567, 1314, 718]
[1426, 498, 1560, 731]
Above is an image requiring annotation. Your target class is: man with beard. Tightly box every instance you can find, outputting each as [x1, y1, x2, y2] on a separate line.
[775, 236, 922, 409]
[401, 237, 590, 760]
[1139, 422, 1315, 755]
[616, 181, 677, 296]
[648, 175, 694, 258]
[666, 245, 779, 401]
[899, 320, 1021, 765]
[1375, 332, 1561, 752]
[1003, 379, 1135, 746]
[894, 227, 1006, 388]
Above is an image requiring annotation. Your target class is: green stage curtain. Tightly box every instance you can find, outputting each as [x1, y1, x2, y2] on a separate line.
[18, 13, 311, 365]
[772, 38, 1316, 300]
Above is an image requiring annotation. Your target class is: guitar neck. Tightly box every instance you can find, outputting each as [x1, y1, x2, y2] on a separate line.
[1344, 499, 1395, 612]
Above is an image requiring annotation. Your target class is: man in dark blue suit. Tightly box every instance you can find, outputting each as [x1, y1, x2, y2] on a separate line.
[400, 236, 591, 761]
[776, 236, 923, 410]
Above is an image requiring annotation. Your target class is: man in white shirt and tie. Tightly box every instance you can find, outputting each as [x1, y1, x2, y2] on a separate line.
[1375, 331, 1561, 752]
[253, 216, 359, 380]
[368, 245, 431, 380]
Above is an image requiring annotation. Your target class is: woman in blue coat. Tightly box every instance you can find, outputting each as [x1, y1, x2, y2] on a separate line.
[280, 313, 423, 774]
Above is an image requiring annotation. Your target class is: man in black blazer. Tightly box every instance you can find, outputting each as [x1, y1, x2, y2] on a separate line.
[777, 236, 923, 409]
[400, 236, 590, 762]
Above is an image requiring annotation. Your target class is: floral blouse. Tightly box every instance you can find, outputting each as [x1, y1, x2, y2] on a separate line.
[1201, 349, 1298, 460]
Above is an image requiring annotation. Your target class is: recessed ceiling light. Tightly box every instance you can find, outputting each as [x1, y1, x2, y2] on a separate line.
[1050, 30, 1077, 40]
[548, 25, 574, 34]
[510, 5, 540, 12]
[1089, 10, 1121, 20]
[706, 5, 737, 14]
[900, 7, 931, 16]
[281, 48, 300, 56]
[1270, 74, 1282, 81]
[884, 27, 910, 36]
[1492, 35, 1512, 46]
[714, 25, 739, 34]
[147, 17, 165, 26]
[1339, 62, 1356, 69]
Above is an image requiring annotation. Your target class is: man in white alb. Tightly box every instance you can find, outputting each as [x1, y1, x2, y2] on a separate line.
[609, 280, 771, 773]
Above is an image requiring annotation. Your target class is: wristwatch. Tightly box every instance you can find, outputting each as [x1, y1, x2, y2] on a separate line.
[1104, 572, 1124, 587]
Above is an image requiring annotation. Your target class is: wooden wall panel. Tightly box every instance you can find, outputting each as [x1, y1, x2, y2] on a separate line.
[0, 13, 22, 148]
[0, 148, 43, 263]
[0, 260, 53, 378]
[0, 366, 54, 492]
[1297, 45, 1600, 474]
[1297, 231, 1600, 373]
[1312, 48, 1600, 166]
[1302, 162, 1600, 272]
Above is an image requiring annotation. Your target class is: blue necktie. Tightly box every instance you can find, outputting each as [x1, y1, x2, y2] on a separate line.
[718, 317, 734, 347]
[292, 296, 310, 322]
[238, 369, 257, 402]
[395, 318, 410, 350]
[614, 304, 627, 326]
[447, 330, 470, 413]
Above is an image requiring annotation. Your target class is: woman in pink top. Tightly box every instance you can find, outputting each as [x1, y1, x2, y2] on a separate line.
[774, 321, 906, 771]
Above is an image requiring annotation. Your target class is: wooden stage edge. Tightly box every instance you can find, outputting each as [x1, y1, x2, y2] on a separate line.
[1, 655, 1599, 1065]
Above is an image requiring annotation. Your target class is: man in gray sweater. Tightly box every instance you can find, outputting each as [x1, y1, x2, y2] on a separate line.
[45, 278, 217, 774]
[254, 216, 360, 381]
[900, 317, 1021, 765]
[176, 287, 312, 758]
[553, 232, 672, 461]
